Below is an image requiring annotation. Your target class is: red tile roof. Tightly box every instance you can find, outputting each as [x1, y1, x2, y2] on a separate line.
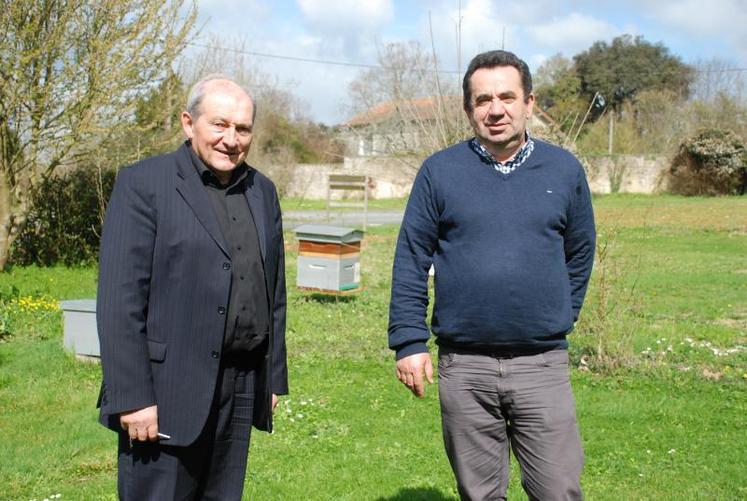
[346, 96, 462, 127]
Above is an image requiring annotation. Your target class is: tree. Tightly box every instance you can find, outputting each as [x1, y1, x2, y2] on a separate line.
[131, 71, 187, 160]
[577, 103, 641, 156]
[348, 41, 438, 115]
[180, 36, 344, 170]
[691, 57, 746, 103]
[533, 53, 586, 134]
[573, 35, 694, 111]
[632, 88, 691, 154]
[0, 0, 197, 269]
[260, 113, 344, 164]
[89, 70, 188, 172]
[346, 41, 469, 169]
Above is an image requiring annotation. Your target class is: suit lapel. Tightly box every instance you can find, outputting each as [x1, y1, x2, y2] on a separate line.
[244, 169, 267, 262]
[174, 144, 230, 258]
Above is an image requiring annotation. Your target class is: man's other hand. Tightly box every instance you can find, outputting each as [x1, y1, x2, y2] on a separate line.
[120, 405, 159, 442]
[272, 394, 279, 413]
[396, 352, 434, 398]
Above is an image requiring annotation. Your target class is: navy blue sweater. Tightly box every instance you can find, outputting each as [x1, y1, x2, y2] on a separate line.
[388, 139, 596, 359]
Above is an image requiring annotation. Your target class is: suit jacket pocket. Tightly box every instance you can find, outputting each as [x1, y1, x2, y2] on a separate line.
[147, 340, 167, 362]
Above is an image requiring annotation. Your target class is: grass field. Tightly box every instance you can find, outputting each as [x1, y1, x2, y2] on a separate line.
[0, 194, 745, 500]
[280, 197, 409, 213]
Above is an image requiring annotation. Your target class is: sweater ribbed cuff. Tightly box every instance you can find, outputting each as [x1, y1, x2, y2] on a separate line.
[394, 341, 429, 360]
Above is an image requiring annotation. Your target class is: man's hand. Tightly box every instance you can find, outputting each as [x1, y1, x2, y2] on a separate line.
[271, 394, 279, 413]
[396, 352, 434, 398]
[120, 405, 159, 442]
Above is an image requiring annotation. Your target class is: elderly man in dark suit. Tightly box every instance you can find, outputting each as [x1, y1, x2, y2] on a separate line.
[96, 75, 287, 500]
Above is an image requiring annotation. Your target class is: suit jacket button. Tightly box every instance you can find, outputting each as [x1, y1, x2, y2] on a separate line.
[211, 351, 219, 358]
[217, 306, 226, 314]
[223, 262, 231, 270]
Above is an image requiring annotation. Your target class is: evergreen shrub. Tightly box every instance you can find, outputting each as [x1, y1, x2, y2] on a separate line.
[11, 166, 116, 266]
[668, 128, 747, 195]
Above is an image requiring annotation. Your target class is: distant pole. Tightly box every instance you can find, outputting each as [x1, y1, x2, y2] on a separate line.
[456, 0, 462, 80]
[608, 112, 614, 155]
[571, 91, 599, 145]
[501, 26, 505, 49]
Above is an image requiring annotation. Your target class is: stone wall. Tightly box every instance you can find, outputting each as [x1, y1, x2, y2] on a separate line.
[583, 155, 668, 194]
[262, 154, 669, 199]
[263, 156, 420, 199]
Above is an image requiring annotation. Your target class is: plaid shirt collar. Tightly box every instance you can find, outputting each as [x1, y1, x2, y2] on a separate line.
[468, 133, 534, 174]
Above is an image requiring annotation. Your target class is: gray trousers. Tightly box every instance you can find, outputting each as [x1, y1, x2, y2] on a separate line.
[438, 347, 584, 501]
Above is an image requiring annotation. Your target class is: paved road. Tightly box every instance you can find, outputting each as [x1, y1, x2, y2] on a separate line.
[283, 210, 404, 230]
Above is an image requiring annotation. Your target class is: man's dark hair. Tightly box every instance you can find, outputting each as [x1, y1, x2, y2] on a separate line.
[462, 50, 533, 111]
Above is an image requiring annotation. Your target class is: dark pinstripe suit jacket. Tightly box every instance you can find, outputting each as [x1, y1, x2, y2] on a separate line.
[96, 142, 288, 446]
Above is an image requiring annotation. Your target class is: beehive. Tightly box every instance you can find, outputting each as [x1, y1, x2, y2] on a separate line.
[294, 225, 364, 293]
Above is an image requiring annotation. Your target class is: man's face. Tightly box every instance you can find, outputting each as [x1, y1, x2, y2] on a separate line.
[181, 84, 254, 180]
[465, 65, 534, 159]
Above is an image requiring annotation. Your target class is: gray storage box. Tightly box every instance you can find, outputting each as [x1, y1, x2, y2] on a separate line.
[294, 225, 363, 293]
[60, 299, 100, 359]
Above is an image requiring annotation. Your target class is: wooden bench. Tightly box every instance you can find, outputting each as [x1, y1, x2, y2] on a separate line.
[326, 174, 369, 229]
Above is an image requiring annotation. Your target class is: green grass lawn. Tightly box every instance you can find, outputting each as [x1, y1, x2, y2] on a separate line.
[280, 197, 408, 213]
[0, 194, 745, 500]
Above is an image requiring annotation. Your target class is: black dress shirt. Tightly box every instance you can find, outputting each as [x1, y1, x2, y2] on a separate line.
[188, 146, 269, 354]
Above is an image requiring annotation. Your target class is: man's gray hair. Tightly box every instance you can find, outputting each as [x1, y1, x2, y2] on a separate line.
[186, 74, 257, 121]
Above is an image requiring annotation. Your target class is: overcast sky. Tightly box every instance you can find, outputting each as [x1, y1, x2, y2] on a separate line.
[189, 0, 747, 125]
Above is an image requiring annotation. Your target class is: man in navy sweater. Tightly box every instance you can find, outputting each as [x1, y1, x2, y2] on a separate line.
[388, 50, 595, 500]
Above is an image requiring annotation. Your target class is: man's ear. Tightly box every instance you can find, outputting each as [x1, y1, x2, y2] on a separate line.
[180, 111, 194, 140]
[525, 92, 535, 118]
[463, 101, 473, 119]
